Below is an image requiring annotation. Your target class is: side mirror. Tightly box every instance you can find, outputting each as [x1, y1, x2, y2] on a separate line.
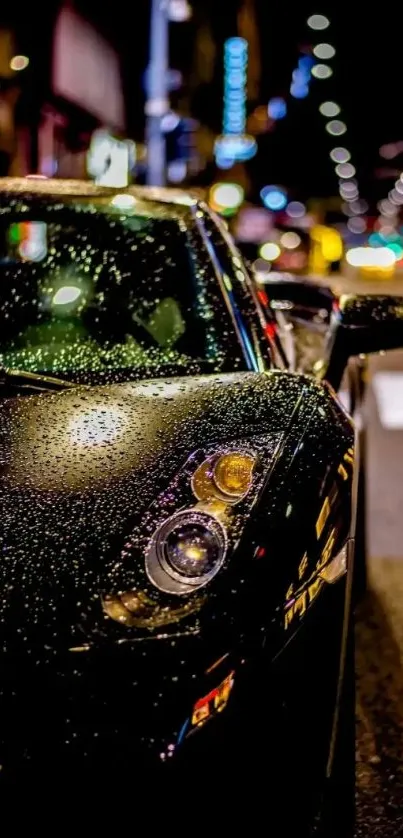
[255, 274, 335, 319]
[323, 295, 403, 390]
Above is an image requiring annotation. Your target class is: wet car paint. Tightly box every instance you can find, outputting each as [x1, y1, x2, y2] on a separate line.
[0, 181, 355, 829]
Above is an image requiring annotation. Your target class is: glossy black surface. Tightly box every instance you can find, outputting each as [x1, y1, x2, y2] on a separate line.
[0, 180, 368, 830]
[325, 294, 403, 390]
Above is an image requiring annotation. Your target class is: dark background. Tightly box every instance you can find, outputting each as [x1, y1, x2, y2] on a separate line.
[2, 1, 403, 206]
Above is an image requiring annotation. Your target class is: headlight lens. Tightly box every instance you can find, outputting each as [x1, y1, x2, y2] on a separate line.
[213, 452, 255, 498]
[146, 509, 227, 595]
[192, 451, 256, 504]
[165, 520, 221, 578]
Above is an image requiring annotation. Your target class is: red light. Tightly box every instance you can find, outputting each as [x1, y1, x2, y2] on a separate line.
[257, 288, 269, 306]
[264, 322, 277, 340]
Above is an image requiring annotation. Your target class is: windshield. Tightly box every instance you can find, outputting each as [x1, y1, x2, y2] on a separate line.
[0, 197, 238, 383]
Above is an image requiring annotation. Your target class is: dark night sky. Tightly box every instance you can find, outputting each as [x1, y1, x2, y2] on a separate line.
[2, 1, 403, 208]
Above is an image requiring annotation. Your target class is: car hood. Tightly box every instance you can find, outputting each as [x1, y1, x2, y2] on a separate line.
[0, 370, 324, 650]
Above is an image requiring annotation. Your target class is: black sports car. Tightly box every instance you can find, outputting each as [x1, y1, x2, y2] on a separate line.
[0, 178, 402, 832]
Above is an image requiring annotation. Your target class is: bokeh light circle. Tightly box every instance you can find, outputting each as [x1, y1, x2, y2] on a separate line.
[307, 14, 330, 29]
[209, 182, 244, 211]
[319, 101, 340, 117]
[311, 64, 333, 79]
[290, 82, 309, 99]
[286, 201, 306, 218]
[347, 217, 367, 234]
[260, 185, 287, 211]
[313, 43, 336, 59]
[259, 242, 281, 261]
[268, 97, 287, 119]
[330, 147, 351, 163]
[10, 55, 29, 71]
[339, 181, 359, 199]
[280, 231, 301, 249]
[326, 120, 347, 136]
[336, 162, 356, 179]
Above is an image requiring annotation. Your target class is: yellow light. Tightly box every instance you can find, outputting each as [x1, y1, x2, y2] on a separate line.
[345, 247, 396, 268]
[213, 452, 255, 498]
[280, 231, 301, 250]
[178, 543, 206, 562]
[259, 242, 281, 261]
[310, 225, 343, 261]
[209, 182, 244, 211]
[10, 55, 29, 71]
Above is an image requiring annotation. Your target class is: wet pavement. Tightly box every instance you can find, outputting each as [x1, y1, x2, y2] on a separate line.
[355, 347, 403, 836]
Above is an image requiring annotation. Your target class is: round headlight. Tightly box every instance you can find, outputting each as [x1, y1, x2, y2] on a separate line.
[213, 452, 255, 498]
[192, 451, 256, 504]
[146, 509, 227, 595]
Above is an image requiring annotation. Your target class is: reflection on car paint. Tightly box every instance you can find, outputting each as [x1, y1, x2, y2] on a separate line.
[286, 444, 355, 614]
[298, 553, 309, 581]
[190, 671, 235, 728]
[284, 527, 339, 631]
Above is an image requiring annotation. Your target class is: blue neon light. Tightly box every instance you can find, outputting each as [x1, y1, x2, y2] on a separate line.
[214, 134, 257, 162]
[290, 54, 315, 99]
[215, 37, 257, 166]
[290, 82, 309, 99]
[268, 97, 287, 120]
[223, 37, 248, 137]
[260, 185, 288, 211]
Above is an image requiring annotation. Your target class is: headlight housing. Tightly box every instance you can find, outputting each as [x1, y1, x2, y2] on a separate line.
[106, 435, 281, 610]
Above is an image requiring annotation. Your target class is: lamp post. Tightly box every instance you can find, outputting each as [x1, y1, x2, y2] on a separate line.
[145, 0, 170, 186]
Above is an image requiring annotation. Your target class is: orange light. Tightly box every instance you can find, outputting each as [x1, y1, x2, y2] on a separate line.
[213, 452, 255, 498]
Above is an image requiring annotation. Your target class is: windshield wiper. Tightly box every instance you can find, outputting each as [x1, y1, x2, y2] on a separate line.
[0, 367, 73, 393]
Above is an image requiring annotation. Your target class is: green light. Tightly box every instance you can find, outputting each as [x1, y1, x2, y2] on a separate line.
[368, 233, 383, 247]
[9, 223, 21, 244]
[386, 242, 403, 259]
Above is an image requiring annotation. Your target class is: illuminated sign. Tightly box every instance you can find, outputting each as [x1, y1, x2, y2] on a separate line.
[223, 37, 247, 135]
[87, 128, 136, 187]
[215, 37, 257, 166]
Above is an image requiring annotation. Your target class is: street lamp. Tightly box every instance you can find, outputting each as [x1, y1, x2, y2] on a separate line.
[145, 0, 170, 186]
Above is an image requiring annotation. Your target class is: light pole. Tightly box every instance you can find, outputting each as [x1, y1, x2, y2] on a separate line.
[145, 0, 170, 186]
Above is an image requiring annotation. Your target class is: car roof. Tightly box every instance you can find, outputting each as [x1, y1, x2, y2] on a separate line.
[0, 177, 205, 217]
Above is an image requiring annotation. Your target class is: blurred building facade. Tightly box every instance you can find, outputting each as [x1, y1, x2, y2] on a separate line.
[0, 2, 127, 178]
[0, 29, 21, 175]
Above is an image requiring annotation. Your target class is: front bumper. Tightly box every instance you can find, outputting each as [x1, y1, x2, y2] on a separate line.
[0, 629, 239, 786]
